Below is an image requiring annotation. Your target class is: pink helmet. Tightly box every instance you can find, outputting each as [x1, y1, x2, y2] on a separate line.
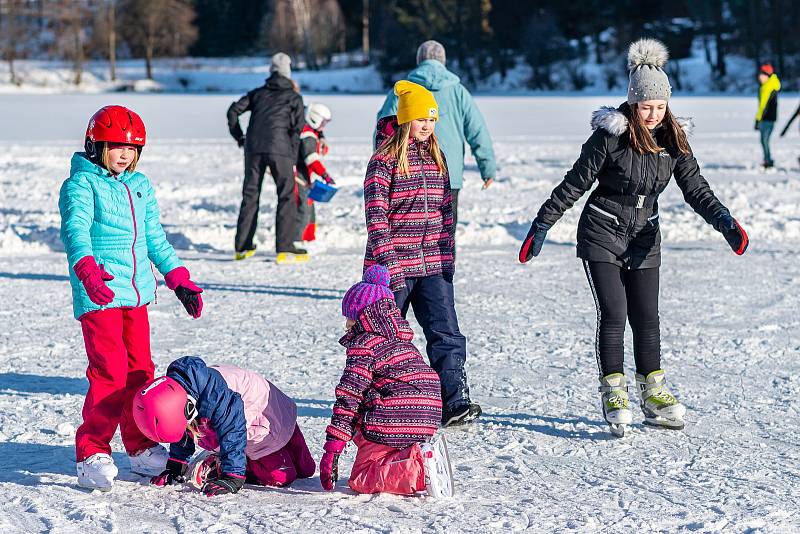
[133, 376, 197, 443]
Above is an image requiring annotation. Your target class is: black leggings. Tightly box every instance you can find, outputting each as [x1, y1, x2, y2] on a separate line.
[583, 261, 661, 377]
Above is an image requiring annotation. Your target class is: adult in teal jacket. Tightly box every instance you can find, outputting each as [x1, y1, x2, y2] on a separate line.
[376, 40, 497, 225]
[60, 152, 184, 319]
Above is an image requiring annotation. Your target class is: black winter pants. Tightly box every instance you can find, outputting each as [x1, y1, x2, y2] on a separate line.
[235, 152, 298, 253]
[582, 260, 661, 377]
[394, 274, 470, 410]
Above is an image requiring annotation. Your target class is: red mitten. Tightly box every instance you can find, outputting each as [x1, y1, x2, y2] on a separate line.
[73, 256, 115, 306]
[319, 439, 346, 491]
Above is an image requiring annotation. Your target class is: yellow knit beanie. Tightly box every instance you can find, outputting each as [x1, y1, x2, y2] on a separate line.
[394, 80, 438, 124]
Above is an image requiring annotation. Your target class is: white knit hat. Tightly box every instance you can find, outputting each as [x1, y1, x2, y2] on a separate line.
[270, 52, 292, 79]
[416, 40, 446, 65]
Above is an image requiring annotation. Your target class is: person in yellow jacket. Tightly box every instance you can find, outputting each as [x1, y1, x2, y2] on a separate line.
[755, 63, 781, 169]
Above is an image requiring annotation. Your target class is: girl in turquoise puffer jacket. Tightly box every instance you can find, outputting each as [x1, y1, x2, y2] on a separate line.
[59, 105, 204, 492]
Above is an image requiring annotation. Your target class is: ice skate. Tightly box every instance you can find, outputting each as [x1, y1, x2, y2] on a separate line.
[234, 248, 256, 261]
[188, 451, 221, 489]
[599, 373, 633, 437]
[128, 444, 169, 476]
[276, 247, 309, 265]
[636, 370, 686, 430]
[419, 433, 454, 498]
[77, 453, 118, 491]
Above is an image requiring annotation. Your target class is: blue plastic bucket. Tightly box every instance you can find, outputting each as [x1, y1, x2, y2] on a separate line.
[308, 180, 338, 202]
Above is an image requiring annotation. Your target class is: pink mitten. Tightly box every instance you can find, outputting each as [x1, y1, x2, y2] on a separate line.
[73, 256, 115, 306]
[165, 266, 203, 318]
[319, 439, 346, 491]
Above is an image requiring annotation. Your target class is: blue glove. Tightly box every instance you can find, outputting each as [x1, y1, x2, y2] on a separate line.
[518, 219, 551, 263]
[713, 213, 749, 255]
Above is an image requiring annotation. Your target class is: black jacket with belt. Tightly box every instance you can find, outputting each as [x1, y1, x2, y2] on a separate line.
[227, 73, 305, 158]
[536, 104, 730, 269]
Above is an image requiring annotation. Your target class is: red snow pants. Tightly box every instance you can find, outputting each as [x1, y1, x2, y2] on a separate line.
[75, 306, 156, 462]
[348, 431, 426, 495]
[245, 425, 316, 487]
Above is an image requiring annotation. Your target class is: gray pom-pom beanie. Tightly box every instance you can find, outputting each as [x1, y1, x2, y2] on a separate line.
[270, 52, 292, 79]
[627, 38, 671, 104]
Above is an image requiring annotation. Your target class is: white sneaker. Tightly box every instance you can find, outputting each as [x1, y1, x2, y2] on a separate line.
[128, 444, 169, 476]
[77, 453, 118, 491]
[419, 433, 454, 498]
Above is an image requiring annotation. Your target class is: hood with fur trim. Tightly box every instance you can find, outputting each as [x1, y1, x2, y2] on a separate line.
[591, 105, 694, 137]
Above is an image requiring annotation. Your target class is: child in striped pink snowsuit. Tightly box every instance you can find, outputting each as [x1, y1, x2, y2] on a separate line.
[319, 265, 442, 495]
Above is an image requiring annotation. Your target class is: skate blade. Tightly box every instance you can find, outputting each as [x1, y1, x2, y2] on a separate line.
[643, 417, 685, 430]
[608, 423, 627, 437]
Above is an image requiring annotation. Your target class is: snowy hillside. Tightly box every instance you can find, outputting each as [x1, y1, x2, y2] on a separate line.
[0, 94, 799, 532]
[0, 36, 786, 95]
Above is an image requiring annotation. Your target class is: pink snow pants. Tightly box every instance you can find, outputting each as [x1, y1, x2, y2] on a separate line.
[75, 306, 156, 462]
[348, 431, 426, 495]
[246, 425, 316, 487]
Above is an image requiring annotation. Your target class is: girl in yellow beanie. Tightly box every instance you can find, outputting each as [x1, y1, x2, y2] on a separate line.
[362, 80, 482, 428]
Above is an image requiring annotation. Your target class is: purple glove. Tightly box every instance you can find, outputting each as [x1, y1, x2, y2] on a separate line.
[73, 256, 115, 306]
[319, 439, 346, 491]
[321, 172, 336, 185]
[164, 266, 203, 318]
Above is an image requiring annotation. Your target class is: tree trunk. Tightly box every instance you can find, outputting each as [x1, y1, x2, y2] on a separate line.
[8, 57, 17, 85]
[73, 22, 83, 85]
[109, 1, 116, 81]
[145, 38, 153, 80]
[362, 0, 369, 58]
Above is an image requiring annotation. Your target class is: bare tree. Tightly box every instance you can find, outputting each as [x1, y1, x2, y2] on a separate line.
[119, 0, 197, 80]
[261, 0, 345, 67]
[50, 1, 93, 86]
[0, 0, 34, 85]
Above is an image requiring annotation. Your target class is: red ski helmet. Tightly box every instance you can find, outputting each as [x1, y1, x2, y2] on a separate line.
[132, 376, 197, 443]
[84, 105, 146, 162]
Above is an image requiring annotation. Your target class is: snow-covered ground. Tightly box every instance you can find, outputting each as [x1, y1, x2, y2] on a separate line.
[0, 94, 799, 532]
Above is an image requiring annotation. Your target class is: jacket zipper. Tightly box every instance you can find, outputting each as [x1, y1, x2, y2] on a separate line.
[121, 180, 141, 307]
[419, 143, 429, 276]
[150, 262, 158, 304]
[629, 153, 647, 237]
[589, 203, 619, 224]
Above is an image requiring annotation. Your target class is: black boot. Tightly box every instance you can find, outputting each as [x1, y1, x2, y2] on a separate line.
[442, 402, 482, 428]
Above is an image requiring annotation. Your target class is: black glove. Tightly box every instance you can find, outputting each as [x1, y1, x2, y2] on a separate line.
[754, 120, 760, 131]
[236, 136, 245, 148]
[150, 459, 188, 487]
[175, 284, 203, 318]
[713, 213, 749, 255]
[518, 219, 551, 263]
[202, 474, 244, 497]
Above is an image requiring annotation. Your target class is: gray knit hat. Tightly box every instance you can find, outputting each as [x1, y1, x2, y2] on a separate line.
[416, 40, 446, 65]
[627, 39, 672, 104]
[270, 52, 292, 79]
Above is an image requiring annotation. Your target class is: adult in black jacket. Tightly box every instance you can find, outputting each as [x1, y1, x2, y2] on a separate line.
[228, 52, 306, 261]
[519, 39, 749, 437]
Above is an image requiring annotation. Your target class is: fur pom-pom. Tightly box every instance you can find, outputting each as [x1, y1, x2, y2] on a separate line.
[628, 38, 669, 70]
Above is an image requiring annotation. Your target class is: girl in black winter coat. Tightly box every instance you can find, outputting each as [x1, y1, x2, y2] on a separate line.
[518, 39, 749, 437]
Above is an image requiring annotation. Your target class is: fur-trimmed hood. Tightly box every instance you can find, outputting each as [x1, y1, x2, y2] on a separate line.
[591, 105, 694, 137]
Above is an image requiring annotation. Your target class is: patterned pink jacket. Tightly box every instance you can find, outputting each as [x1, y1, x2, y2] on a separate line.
[326, 298, 442, 448]
[364, 116, 455, 292]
